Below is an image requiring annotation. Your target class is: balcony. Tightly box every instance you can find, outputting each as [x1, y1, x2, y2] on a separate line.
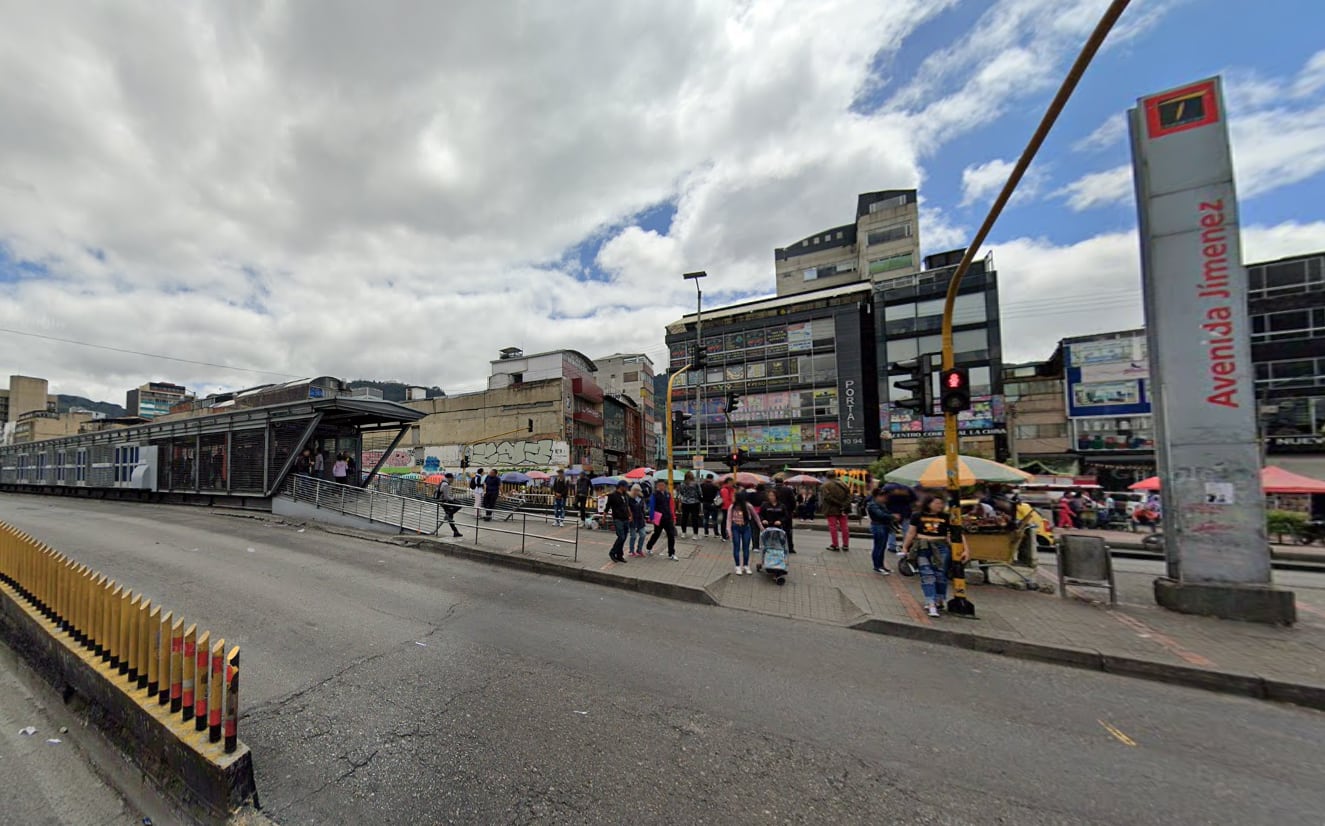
[572, 409, 604, 426]
[571, 377, 604, 403]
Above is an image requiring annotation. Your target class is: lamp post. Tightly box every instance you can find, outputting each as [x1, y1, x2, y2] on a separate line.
[683, 270, 707, 464]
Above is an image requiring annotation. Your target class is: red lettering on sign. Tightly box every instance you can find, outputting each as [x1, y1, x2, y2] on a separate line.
[1198, 201, 1240, 409]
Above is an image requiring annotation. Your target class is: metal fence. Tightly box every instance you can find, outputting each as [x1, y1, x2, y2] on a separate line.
[282, 475, 580, 560]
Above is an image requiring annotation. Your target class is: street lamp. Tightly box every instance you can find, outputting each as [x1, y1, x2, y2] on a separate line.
[666, 270, 707, 497]
[683, 270, 707, 455]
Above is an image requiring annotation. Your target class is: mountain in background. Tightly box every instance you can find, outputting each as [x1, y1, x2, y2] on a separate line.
[57, 395, 127, 418]
[346, 380, 445, 402]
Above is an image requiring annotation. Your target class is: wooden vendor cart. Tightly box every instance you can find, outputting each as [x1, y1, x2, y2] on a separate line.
[959, 506, 1041, 590]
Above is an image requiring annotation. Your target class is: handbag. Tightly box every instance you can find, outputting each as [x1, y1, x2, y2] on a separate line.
[651, 511, 663, 526]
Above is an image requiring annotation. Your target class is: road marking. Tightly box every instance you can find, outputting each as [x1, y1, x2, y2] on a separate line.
[1098, 719, 1138, 746]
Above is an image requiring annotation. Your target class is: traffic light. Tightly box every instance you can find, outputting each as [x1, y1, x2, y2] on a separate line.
[673, 410, 694, 445]
[939, 367, 972, 414]
[693, 347, 706, 371]
[890, 353, 934, 414]
[725, 391, 742, 415]
[725, 447, 749, 470]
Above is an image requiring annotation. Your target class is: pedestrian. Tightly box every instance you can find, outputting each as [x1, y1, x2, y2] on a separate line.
[294, 449, 312, 477]
[1067, 491, 1086, 529]
[332, 453, 348, 485]
[628, 484, 648, 557]
[700, 475, 721, 537]
[551, 469, 570, 527]
[760, 487, 789, 534]
[727, 492, 763, 575]
[677, 472, 702, 537]
[313, 449, 326, 479]
[345, 454, 357, 486]
[821, 470, 852, 552]
[575, 470, 592, 526]
[434, 472, 463, 538]
[1056, 495, 1075, 529]
[745, 483, 765, 550]
[718, 477, 736, 540]
[646, 483, 679, 560]
[482, 468, 501, 521]
[880, 480, 917, 564]
[901, 494, 968, 618]
[604, 480, 631, 562]
[772, 474, 798, 553]
[866, 488, 893, 575]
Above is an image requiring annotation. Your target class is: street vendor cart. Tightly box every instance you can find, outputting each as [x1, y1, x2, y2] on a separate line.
[959, 502, 1041, 589]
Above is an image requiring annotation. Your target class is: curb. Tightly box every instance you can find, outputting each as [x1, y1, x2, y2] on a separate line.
[850, 617, 1325, 712]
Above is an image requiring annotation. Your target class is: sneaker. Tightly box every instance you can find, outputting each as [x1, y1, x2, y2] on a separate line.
[734, 566, 743, 575]
[742, 565, 752, 575]
[826, 545, 839, 552]
[668, 555, 678, 561]
[925, 603, 940, 618]
[873, 567, 891, 575]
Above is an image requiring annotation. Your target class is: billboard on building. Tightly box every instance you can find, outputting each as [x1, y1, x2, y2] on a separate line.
[883, 395, 1006, 439]
[1064, 332, 1151, 418]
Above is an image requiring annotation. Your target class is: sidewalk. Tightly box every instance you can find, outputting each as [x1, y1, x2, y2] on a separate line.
[321, 511, 1325, 709]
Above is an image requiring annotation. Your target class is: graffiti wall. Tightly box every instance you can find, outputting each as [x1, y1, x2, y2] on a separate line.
[423, 440, 571, 471]
[361, 448, 416, 469]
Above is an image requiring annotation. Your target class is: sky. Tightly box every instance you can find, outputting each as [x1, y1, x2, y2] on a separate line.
[2, 0, 1323, 403]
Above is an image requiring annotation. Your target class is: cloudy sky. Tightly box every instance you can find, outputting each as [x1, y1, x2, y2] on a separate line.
[2, 0, 1323, 403]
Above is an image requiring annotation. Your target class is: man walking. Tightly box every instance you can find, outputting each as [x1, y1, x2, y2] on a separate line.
[575, 470, 592, 527]
[772, 474, 798, 553]
[604, 480, 631, 563]
[434, 472, 463, 538]
[482, 468, 501, 521]
[880, 480, 918, 564]
[700, 475, 720, 537]
[551, 469, 570, 527]
[821, 470, 852, 552]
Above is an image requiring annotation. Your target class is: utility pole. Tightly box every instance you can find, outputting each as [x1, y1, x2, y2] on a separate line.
[684, 271, 707, 459]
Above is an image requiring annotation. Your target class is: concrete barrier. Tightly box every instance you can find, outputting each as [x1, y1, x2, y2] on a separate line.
[0, 521, 257, 821]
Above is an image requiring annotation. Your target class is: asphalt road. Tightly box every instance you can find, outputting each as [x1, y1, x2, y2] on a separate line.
[2, 496, 1324, 825]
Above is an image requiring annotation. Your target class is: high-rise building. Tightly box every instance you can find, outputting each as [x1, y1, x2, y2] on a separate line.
[877, 249, 1007, 459]
[126, 381, 193, 420]
[593, 353, 657, 462]
[774, 190, 922, 298]
[1, 375, 57, 445]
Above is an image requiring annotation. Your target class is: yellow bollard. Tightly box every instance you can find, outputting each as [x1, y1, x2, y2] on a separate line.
[136, 599, 151, 690]
[193, 630, 210, 731]
[181, 623, 197, 721]
[208, 639, 225, 743]
[169, 618, 184, 713]
[223, 646, 240, 753]
[127, 594, 141, 683]
[107, 585, 122, 668]
[147, 606, 161, 696]
[157, 611, 172, 706]
[118, 589, 132, 676]
[96, 577, 111, 659]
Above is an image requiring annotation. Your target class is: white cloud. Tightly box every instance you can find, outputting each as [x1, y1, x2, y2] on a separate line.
[0, 1, 1179, 402]
[961, 159, 1015, 206]
[1072, 113, 1126, 152]
[992, 220, 1325, 364]
[1058, 50, 1325, 211]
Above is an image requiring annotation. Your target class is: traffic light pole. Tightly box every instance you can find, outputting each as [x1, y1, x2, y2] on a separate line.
[665, 365, 691, 498]
[938, 0, 1128, 610]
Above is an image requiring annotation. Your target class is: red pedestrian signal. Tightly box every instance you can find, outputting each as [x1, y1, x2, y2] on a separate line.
[939, 367, 971, 414]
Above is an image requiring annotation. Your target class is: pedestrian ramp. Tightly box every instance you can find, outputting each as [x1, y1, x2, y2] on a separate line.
[275, 475, 447, 535]
[706, 576, 867, 626]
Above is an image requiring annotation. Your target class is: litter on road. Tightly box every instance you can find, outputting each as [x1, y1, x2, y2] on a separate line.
[19, 726, 36, 736]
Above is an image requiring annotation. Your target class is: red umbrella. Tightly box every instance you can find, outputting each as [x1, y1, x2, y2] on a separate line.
[526, 470, 551, 481]
[1128, 466, 1325, 495]
[623, 467, 654, 480]
[424, 473, 445, 484]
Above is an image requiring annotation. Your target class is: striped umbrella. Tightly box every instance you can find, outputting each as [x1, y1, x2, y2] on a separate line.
[883, 455, 1032, 487]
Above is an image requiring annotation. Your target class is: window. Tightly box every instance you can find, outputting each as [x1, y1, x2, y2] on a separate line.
[867, 223, 912, 247]
[1014, 423, 1067, 440]
[623, 371, 639, 383]
[868, 194, 908, 213]
[55, 450, 65, 482]
[868, 252, 913, 275]
[75, 448, 87, 482]
[952, 329, 987, 355]
[1251, 308, 1325, 343]
[511, 373, 524, 384]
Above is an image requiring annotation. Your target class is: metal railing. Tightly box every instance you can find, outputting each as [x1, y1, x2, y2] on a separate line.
[281, 475, 580, 560]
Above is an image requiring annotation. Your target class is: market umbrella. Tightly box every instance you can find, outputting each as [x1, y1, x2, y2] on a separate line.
[716, 471, 771, 487]
[652, 469, 717, 481]
[562, 467, 584, 476]
[884, 455, 1032, 487]
[1131, 467, 1325, 495]
[526, 470, 551, 481]
[424, 474, 445, 484]
[501, 471, 531, 484]
[591, 475, 621, 486]
[784, 474, 820, 485]
[623, 467, 654, 480]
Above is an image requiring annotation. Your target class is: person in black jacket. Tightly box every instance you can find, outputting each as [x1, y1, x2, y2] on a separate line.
[551, 469, 570, 527]
[700, 477, 720, 537]
[604, 480, 631, 562]
[481, 468, 502, 520]
[772, 474, 798, 553]
[575, 471, 593, 526]
[646, 485, 679, 560]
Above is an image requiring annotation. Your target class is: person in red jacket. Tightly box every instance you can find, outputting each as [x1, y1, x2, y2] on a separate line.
[1056, 495, 1075, 529]
[718, 477, 737, 541]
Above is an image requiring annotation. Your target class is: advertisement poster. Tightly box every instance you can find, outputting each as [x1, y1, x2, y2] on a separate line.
[766, 327, 788, 349]
[815, 422, 840, 451]
[725, 364, 745, 382]
[725, 332, 746, 351]
[768, 358, 789, 377]
[1073, 381, 1140, 408]
[747, 362, 767, 379]
[703, 337, 723, 355]
[1080, 361, 1149, 383]
[885, 395, 1007, 438]
[746, 329, 766, 348]
[765, 391, 793, 419]
[1070, 338, 1141, 365]
[787, 323, 812, 352]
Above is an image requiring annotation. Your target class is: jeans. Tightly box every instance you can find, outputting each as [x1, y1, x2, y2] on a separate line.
[554, 498, 566, 524]
[826, 514, 850, 548]
[886, 517, 908, 554]
[629, 523, 646, 554]
[702, 502, 720, 535]
[577, 496, 589, 523]
[731, 523, 752, 566]
[610, 518, 629, 559]
[870, 524, 890, 570]
[917, 541, 952, 605]
[680, 503, 701, 535]
[482, 491, 499, 520]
